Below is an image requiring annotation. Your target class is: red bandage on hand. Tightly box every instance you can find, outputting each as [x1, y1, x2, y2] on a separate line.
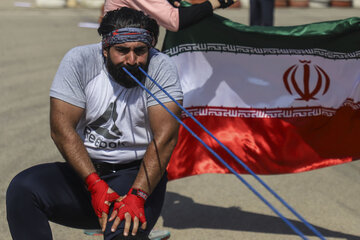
[114, 188, 148, 223]
[85, 172, 120, 218]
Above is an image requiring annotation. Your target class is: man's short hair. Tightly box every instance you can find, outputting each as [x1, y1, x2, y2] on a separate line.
[98, 7, 160, 47]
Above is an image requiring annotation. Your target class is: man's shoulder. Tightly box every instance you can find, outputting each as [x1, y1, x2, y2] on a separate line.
[56, 43, 104, 86]
[66, 43, 102, 59]
[148, 48, 173, 67]
[61, 43, 103, 75]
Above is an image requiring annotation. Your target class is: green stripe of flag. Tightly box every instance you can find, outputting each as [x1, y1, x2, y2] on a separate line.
[162, 14, 360, 55]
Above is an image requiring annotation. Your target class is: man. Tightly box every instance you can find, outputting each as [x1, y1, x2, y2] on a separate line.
[102, 0, 237, 31]
[6, 7, 183, 240]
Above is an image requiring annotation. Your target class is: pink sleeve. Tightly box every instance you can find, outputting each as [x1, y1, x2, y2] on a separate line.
[104, 0, 180, 32]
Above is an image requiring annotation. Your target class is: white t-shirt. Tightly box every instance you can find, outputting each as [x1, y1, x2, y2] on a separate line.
[50, 43, 183, 164]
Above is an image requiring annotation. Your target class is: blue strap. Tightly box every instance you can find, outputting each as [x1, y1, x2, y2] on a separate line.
[124, 66, 326, 240]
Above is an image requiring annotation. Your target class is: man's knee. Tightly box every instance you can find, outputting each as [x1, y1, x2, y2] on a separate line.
[6, 169, 38, 221]
[7, 171, 32, 201]
[6, 166, 47, 207]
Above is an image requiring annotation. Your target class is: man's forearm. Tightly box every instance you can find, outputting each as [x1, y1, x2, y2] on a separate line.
[131, 136, 178, 194]
[51, 129, 96, 180]
[50, 98, 95, 180]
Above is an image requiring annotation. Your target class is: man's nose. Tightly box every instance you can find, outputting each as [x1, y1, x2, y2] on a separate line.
[125, 51, 137, 65]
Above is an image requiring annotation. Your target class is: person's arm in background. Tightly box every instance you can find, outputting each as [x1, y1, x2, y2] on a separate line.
[103, 0, 236, 32]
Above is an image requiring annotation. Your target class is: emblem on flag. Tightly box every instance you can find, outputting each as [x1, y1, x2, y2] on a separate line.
[283, 60, 330, 101]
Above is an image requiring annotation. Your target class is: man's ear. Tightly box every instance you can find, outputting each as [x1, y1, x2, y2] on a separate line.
[103, 48, 108, 58]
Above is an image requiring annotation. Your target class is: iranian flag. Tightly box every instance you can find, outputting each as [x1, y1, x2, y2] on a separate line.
[162, 14, 360, 180]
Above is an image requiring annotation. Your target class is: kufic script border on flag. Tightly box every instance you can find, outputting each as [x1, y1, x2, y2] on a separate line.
[182, 98, 359, 118]
[164, 43, 360, 59]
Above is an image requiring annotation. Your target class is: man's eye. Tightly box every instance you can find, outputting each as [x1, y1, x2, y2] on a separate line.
[134, 48, 147, 55]
[116, 48, 130, 54]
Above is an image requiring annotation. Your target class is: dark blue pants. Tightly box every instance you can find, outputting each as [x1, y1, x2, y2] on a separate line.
[250, 0, 275, 26]
[6, 162, 167, 240]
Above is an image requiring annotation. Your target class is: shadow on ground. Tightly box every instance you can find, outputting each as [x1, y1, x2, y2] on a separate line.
[162, 192, 360, 239]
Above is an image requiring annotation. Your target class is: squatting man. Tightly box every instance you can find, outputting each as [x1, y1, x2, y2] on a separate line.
[6, 7, 183, 240]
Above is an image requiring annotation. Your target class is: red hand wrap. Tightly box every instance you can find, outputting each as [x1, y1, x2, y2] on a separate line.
[85, 172, 120, 218]
[114, 188, 148, 223]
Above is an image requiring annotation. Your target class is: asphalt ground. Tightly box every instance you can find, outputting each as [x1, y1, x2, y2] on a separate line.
[1, 1, 359, 239]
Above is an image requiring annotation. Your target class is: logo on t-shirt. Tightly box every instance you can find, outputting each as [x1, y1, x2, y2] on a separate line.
[84, 102, 124, 149]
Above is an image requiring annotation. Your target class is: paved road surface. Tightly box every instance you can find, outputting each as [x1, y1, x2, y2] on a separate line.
[1, 1, 359, 239]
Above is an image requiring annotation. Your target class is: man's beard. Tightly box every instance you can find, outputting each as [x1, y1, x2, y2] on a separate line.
[106, 57, 147, 88]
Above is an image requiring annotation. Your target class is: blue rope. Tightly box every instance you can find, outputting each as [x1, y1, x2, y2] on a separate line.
[123, 67, 310, 239]
[137, 66, 326, 240]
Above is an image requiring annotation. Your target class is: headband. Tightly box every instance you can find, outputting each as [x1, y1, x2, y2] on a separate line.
[102, 27, 153, 48]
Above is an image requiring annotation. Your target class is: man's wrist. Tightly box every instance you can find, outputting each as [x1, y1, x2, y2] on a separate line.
[129, 188, 149, 201]
[85, 172, 100, 189]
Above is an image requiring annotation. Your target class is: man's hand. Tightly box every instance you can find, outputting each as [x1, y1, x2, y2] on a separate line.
[85, 172, 120, 231]
[109, 188, 148, 236]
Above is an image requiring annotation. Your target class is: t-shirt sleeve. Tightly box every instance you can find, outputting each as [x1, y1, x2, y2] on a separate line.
[146, 51, 183, 107]
[50, 47, 86, 108]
